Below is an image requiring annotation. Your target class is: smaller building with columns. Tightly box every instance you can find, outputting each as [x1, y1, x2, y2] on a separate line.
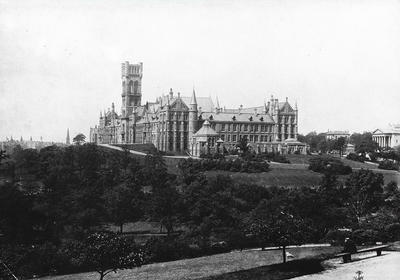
[372, 124, 400, 149]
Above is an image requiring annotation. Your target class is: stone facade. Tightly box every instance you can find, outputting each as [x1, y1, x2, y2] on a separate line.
[90, 61, 307, 155]
[372, 124, 400, 149]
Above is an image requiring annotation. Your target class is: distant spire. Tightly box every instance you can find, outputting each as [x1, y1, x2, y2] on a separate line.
[100, 111, 103, 118]
[216, 96, 220, 109]
[295, 101, 298, 110]
[111, 102, 115, 112]
[20, 136, 23, 142]
[66, 128, 70, 145]
[190, 88, 197, 105]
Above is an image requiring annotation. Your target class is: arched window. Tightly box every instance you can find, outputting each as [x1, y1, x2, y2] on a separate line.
[128, 81, 134, 93]
[133, 81, 139, 94]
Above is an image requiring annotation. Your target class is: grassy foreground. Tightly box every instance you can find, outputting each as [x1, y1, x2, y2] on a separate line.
[39, 246, 341, 280]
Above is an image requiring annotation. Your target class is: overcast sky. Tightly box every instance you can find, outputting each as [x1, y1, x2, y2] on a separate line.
[0, 0, 399, 142]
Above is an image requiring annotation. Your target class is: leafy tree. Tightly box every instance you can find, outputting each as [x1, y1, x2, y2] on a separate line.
[236, 136, 250, 155]
[335, 137, 347, 156]
[73, 133, 86, 145]
[345, 169, 384, 224]
[149, 184, 183, 236]
[71, 232, 145, 280]
[249, 199, 311, 263]
[104, 184, 144, 233]
[350, 132, 378, 154]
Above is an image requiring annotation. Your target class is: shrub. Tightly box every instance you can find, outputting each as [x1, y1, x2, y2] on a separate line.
[324, 229, 352, 245]
[309, 156, 352, 175]
[346, 153, 366, 162]
[258, 152, 290, 163]
[179, 157, 269, 173]
[378, 160, 399, 171]
[351, 229, 380, 245]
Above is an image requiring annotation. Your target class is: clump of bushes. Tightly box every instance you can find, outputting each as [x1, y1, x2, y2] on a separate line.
[309, 156, 352, 175]
[260, 152, 291, 163]
[378, 160, 399, 171]
[179, 157, 269, 173]
[346, 153, 367, 163]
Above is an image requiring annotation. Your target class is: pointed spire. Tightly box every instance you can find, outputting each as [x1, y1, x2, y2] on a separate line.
[190, 88, 197, 105]
[216, 96, 220, 109]
[100, 111, 103, 118]
[66, 128, 70, 145]
[111, 102, 115, 112]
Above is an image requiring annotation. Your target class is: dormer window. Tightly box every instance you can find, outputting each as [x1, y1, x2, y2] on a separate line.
[260, 117, 264, 121]
[249, 116, 253, 121]
[232, 116, 236, 121]
[209, 115, 214, 120]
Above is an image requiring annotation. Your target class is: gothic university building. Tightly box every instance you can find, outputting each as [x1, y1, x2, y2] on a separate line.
[90, 61, 307, 156]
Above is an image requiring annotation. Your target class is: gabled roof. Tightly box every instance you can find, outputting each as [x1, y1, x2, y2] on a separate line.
[170, 97, 189, 111]
[181, 96, 214, 112]
[279, 102, 294, 113]
[200, 112, 274, 123]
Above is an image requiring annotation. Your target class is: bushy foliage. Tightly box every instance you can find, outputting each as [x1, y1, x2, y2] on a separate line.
[257, 152, 291, 163]
[346, 153, 366, 162]
[178, 157, 269, 173]
[378, 160, 399, 171]
[308, 156, 352, 175]
[70, 232, 146, 280]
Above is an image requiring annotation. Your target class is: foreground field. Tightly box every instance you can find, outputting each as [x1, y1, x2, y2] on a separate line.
[39, 246, 341, 280]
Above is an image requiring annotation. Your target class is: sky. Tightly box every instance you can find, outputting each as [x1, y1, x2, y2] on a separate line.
[0, 0, 399, 143]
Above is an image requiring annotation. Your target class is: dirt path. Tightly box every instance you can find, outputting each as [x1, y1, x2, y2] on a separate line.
[292, 251, 400, 280]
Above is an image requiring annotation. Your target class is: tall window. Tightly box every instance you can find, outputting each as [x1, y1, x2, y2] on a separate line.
[128, 81, 134, 93]
[133, 81, 139, 94]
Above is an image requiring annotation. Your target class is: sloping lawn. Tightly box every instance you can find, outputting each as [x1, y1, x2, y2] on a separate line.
[39, 246, 341, 280]
[207, 168, 323, 188]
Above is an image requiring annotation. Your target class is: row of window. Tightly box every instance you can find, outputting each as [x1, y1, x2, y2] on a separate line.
[278, 116, 296, 124]
[219, 123, 275, 133]
[220, 134, 274, 143]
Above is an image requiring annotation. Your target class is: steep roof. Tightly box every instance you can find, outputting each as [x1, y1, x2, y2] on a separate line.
[181, 96, 214, 112]
[200, 112, 274, 123]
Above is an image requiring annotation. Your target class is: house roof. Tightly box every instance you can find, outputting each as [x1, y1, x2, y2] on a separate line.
[200, 112, 275, 123]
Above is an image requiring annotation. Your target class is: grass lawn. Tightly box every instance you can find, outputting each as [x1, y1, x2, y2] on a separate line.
[39, 246, 342, 280]
[207, 168, 323, 188]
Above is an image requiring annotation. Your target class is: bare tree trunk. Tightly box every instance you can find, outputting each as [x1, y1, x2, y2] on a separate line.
[282, 246, 287, 263]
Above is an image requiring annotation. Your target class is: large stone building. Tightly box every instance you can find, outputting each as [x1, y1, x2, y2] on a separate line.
[372, 124, 400, 149]
[90, 61, 306, 155]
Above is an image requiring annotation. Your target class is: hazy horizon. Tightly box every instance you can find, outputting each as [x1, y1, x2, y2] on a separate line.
[1, 0, 399, 143]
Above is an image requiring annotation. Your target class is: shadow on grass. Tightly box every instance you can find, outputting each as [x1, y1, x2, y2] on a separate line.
[199, 258, 328, 280]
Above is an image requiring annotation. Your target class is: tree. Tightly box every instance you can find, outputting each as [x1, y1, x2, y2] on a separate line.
[236, 136, 250, 155]
[104, 184, 144, 233]
[345, 169, 384, 224]
[72, 232, 145, 280]
[149, 184, 183, 236]
[73, 133, 86, 145]
[350, 132, 378, 154]
[335, 137, 347, 156]
[249, 199, 311, 263]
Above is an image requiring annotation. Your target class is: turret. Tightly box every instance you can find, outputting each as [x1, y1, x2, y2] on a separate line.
[215, 96, 220, 113]
[188, 89, 198, 144]
[66, 128, 70, 145]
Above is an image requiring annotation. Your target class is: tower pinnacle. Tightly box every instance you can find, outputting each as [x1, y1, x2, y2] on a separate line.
[66, 128, 70, 145]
